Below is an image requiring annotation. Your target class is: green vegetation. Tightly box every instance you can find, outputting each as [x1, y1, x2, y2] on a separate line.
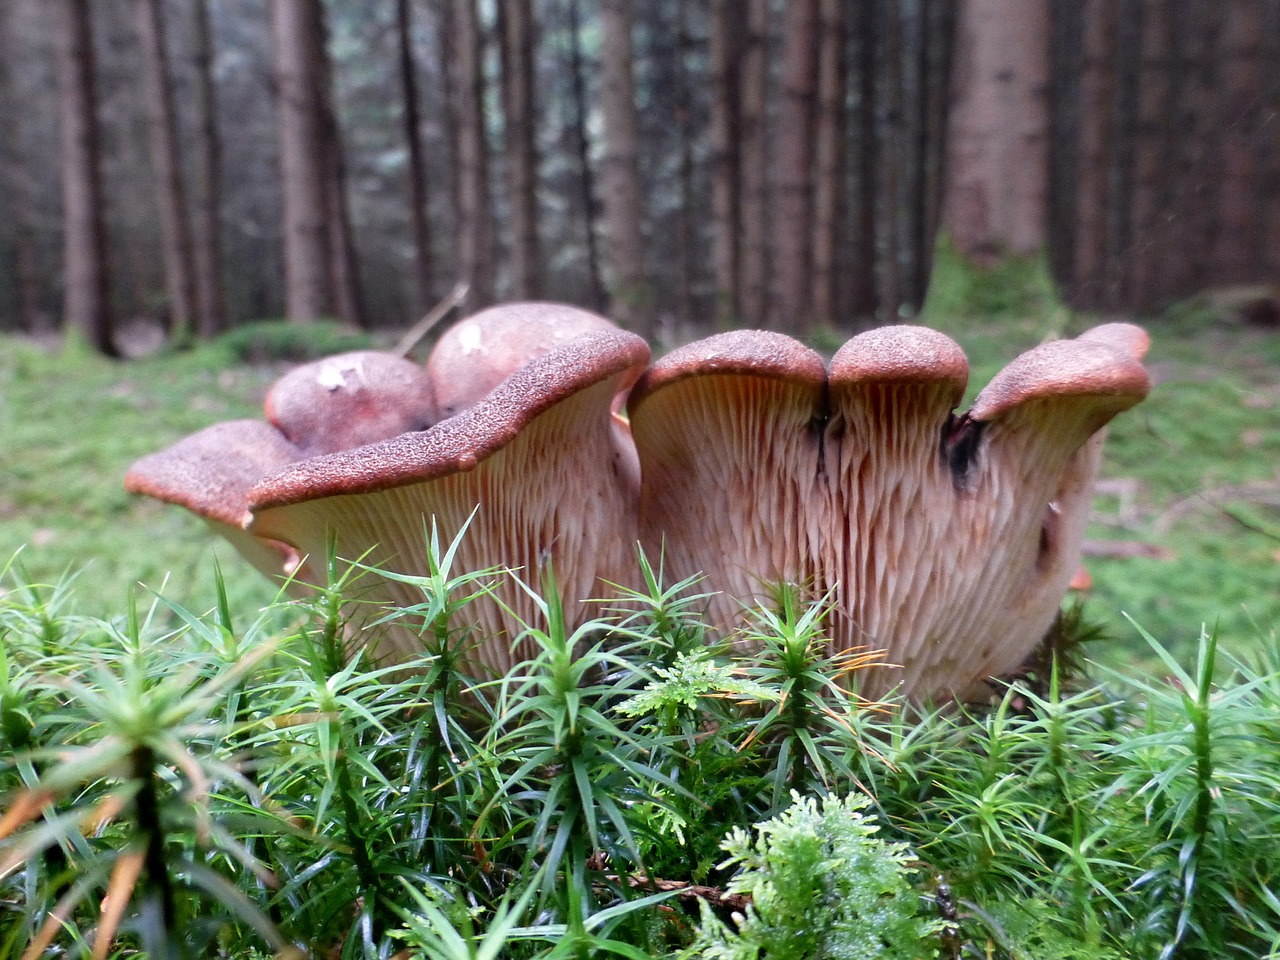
[3, 547, 1280, 958]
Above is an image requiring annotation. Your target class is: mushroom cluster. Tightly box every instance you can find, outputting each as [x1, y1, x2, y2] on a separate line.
[126, 303, 1150, 700]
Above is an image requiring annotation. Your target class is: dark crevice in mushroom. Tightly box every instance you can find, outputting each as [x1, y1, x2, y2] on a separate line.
[1036, 502, 1062, 572]
[940, 413, 986, 487]
[809, 406, 832, 478]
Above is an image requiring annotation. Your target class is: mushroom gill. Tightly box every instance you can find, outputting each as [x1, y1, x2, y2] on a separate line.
[246, 330, 651, 676]
[627, 323, 1150, 700]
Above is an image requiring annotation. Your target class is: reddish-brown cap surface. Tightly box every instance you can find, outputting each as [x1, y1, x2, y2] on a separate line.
[426, 302, 619, 418]
[264, 350, 437, 455]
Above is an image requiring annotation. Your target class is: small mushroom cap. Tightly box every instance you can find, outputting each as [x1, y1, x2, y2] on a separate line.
[248, 330, 651, 674]
[630, 329, 828, 409]
[969, 334, 1150, 427]
[829, 324, 969, 394]
[426, 302, 619, 418]
[264, 350, 438, 455]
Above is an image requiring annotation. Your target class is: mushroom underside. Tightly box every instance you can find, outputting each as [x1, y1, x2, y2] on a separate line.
[126, 319, 1150, 702]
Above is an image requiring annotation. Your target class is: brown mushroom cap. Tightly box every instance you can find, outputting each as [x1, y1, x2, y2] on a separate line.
[124, 419, 304, 582]
[264, 350, 438, 455]
[248, 330, 651, 675]
[426, 302, 619, 418]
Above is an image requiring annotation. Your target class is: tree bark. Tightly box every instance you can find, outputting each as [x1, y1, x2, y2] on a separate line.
[55, 0, 115, 354]
[810, 0, 844, 329]
[736, 0, 770, 326]
[0, 0, 44, 332]
[708, 0, 741, 325]
[311, 1, 364, 328]
[191, 0, 225, 337]
[452, 0, 495, 306]
[134, 0, 198, 341]
[847, 0, 879, 321]
[397, 0, 435, 314]
[566, 0, 606, 312]
[273, 0, 334, 322]
[1071, 0, 1116, 305]
[770, 0, 818, 330]
[673, 0, 697, 325]
[943, 0, 1051, 263]
[1213, 0, 1264, 283]
[598, 0, 651, 335]
[500, 0, 541, 300]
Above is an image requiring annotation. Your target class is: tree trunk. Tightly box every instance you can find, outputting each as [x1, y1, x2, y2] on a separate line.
[810, 0, 844, 329]
[598, 0, 651, 335]
[673, 0, 697, 325]
[191, 0, 225, 337]
[1071, 0, 1116, 304]
[273, 0, 334, 323]
[770, 0, 818, 331]
[0, 0, 44, 332]
[943, 0, 1051, 263]
[736, 0, 770, 327]
[134, 0, 198, 341]
[1213, 1, 1263, 284]
[311, 1, 363, 328]
[55, 0, 115, 354]
[437, 0, 461, 277]
[500, 0, 541, 300]
[566, 0, 606, 312]
[847, 0, 879, 321]
[397, 0, 435, 314]
[452, 0, 495, 306]
[877, 0, 904, 314]
[708, 0, 741, 325]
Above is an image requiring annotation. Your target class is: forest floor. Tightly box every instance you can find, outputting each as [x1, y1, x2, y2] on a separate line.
[1, 295, 1278, 670]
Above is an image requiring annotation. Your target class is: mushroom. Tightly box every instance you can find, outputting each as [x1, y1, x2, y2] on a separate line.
[246, 329, 651, 676]
[628, 324, 1150, 700]
[126, 307, 1149, 701]
[426, 302, 619, 418]
[627, 331, 831, 633]
[123, 419, 307, 585]
[265, 350, 438, 455]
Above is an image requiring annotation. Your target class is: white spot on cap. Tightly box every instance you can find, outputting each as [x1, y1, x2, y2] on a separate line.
[457, 323, 485, 355]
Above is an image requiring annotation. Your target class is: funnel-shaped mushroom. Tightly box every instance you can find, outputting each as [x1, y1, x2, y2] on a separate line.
[247, 329, 651, 676]
[628, 324, 1149, 699]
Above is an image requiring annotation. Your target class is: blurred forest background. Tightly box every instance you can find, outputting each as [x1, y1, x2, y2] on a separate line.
[1, 0, 1279, 353]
